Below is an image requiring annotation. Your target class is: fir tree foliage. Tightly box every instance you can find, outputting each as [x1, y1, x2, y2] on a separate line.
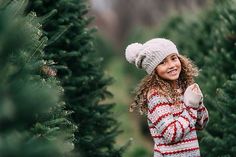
[0, 0, 76, 156]
[202, 74, 236, 156]
[199, 0, 236, 97]
[27, 0, 124, 156]
[197, 1, 236, 156]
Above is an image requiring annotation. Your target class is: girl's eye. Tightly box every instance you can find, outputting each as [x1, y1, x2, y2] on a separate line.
[172, 56, 178, 60]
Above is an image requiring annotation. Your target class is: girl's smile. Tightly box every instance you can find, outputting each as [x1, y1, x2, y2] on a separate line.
[167, 68, 178, 75]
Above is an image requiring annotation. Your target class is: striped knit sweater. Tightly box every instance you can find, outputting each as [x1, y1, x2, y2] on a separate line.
[147, 88, 209, 157]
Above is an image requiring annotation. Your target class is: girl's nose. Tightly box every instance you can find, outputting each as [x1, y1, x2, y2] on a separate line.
[167, 61, 175, 69]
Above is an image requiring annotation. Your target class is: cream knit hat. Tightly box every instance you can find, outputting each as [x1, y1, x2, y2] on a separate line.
[125, 38, 179, 74]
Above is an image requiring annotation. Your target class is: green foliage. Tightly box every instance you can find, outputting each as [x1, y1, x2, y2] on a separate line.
[127, 146, 152, 157]
[94, 35, 119, 68]
[0, 0, 75, 156]
[201, 74, 236, 156]
[27, 0, 125, 156]
[198, 1, 236, 156]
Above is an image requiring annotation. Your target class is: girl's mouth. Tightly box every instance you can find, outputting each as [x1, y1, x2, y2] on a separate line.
[167, 69, 178, 75]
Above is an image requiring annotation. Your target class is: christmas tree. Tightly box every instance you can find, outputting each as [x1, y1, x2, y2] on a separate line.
[202, 74, 236, 156]
[0, 0, 76, 156]
[196, 0, 236, 156]
[27, 0, 124, 156]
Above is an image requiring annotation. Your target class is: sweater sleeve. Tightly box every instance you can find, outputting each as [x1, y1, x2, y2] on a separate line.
[195, 100, 209, 130]
[147, 92, 197, 144]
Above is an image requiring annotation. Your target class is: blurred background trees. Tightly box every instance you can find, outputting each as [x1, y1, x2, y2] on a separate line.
[89, 0, 209, 45]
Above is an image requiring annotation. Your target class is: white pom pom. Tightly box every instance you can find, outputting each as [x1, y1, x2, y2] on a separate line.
[125, 43, 143, 64]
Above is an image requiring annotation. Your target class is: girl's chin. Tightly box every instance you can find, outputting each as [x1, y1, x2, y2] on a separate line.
[166, 75, 180, 81]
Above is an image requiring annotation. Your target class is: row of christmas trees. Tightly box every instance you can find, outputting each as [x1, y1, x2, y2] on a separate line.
[0, 0, 124, 157]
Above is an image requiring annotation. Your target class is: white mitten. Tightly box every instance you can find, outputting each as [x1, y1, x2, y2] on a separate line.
[183, 83, 203, 109]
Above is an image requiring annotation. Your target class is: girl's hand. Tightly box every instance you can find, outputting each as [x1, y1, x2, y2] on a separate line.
[191, 83, 202, 95]
[184, 83, 203, 109]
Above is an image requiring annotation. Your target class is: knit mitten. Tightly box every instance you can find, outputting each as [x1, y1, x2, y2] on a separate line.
[183, 83, 203, 109]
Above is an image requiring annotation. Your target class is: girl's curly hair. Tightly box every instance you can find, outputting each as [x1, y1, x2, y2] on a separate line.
[130, 54, 199, 115]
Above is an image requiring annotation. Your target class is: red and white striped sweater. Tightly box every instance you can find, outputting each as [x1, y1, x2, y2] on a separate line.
[147, 89, 209, 157]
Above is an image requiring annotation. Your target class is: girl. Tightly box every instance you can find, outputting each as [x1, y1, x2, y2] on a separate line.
[125, 38, 209, 157]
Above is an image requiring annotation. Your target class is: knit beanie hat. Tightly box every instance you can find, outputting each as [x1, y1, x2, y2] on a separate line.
[125, 38, 179, 74]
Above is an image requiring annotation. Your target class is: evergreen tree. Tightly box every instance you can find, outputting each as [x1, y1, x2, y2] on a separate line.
[0, 0, 76, 156]
[27, 0, 124, 156]
[203, 74, 236, 156]
[197, 1, 236, 156]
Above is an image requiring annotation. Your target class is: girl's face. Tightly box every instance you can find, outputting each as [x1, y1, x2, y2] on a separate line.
[155, 53, 181, 82]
